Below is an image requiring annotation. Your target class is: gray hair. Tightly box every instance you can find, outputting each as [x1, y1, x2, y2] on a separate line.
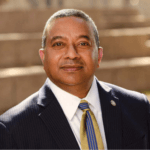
[42, 9, 100, 49]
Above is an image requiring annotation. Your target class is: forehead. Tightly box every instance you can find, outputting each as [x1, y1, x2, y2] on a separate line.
[46, 16, 94, 39]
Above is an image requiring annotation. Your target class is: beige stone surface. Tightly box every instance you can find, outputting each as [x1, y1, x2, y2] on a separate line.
[0, 73, 47, 115]
[96, 65, 150, 91]
[100, 34, 150, 60]
[0, 0, 7, 5]
[0, 78, 16, 114]
[147, 95, 150, 102]
[0, 39, 42, 68]
[15, 74, 47, 103]
[0, 8, 146, 33]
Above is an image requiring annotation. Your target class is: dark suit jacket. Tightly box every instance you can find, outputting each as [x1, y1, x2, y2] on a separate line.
[0, 78, 150, 149]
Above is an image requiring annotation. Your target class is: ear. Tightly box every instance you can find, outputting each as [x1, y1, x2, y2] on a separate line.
[39, 48, 45, 64]
[97, 47, 103, 68]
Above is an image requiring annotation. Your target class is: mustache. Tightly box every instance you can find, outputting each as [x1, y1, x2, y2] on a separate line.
[60, 60, 84, 66]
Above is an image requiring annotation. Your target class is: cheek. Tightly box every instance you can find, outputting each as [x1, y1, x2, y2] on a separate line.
[44, 50, 62, 68]
[81, 51, 98, 68]
[84, 50, 98, 66]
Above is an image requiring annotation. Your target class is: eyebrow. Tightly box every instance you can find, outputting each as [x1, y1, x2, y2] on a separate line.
[50, 35, 91, 44]
[51, 36, 64, 44]
[78, 35, 90, 41]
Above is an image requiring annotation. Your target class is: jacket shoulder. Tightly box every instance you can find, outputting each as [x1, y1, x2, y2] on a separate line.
[98, 80, 148, 103]
[0, 91, 40, 129]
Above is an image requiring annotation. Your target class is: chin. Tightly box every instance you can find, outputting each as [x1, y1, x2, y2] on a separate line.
[60, 80, 81, 86]
[59, 77, 84, 86]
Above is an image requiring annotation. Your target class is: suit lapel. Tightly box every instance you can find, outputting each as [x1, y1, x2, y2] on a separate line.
[97, 81, 123, 149]
[37, 79, 80, 149]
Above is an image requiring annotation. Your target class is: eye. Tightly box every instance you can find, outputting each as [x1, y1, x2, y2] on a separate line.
[52, 42, 65, 50]
[52, 42, 63, 47]
[77, 42, 90, 48]
[79, 42, 89, 46]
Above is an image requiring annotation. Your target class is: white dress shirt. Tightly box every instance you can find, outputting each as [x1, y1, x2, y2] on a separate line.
[47, 76, 107, 149]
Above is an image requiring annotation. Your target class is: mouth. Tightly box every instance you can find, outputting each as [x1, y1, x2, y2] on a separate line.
[61, 65, 83, 72]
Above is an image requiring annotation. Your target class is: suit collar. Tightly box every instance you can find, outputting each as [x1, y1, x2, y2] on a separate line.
[37, 78, 117, 107]
[37, 78, 80, 149]
[37, 78, 54, 107]
[98, 80, 112, 93]
[96, 80, 122, 149]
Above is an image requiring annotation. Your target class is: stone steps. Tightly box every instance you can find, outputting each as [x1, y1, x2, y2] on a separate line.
[0, 33, 42, 68]
[0, 8, 147, 33]
[102, 16, 150, 29]
[98, 57, 150, 91]
[99, 27, 150, 60]
[98, 8, 140, 16]
[0, 67, 46, 115]
[1, 27, 150, 68]
[0, 56, 150, 114]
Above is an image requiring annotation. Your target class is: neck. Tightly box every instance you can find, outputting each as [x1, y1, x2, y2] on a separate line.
[51, 77, 94, 99]
[63, 81, 93, 99]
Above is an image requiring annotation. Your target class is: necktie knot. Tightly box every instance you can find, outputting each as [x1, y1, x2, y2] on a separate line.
[78, 100, 90, 111]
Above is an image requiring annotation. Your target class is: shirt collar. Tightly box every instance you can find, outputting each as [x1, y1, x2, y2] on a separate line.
[83, 76, 100, 111]
[47, 76, 100, 121]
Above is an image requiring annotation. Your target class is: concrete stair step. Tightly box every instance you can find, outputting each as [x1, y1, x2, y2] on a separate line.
[0, 66, 46, 115]
[99, 27, 150, 60]
[0, 9, 57, 33]
[145, 40, 150, 48]
[105, 15, 145, 23]
[99, 8, 140, 16]
[98, 56, 150, 91]
[83, 9, 142, 29]
[0, 56, 150, 114]
[96, 17, 150, 30]
[1, 27, 150, 68]
[102, 19, 150, 29]
[0, 8, 143, 33]
[0, 33, 42, 68]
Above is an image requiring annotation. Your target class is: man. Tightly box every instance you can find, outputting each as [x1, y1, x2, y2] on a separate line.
[0, 9, 150, 149]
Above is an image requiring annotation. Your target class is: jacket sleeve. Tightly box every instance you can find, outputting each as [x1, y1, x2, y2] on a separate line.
[145, 95, 150, 149]
[0, 122, 17, 149]
[148, 102, 150, 149]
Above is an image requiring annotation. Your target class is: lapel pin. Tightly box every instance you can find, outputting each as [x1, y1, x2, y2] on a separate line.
[110, 100, 116, 106]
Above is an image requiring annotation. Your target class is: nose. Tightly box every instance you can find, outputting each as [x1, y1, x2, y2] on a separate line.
[64, 45, 80, 60]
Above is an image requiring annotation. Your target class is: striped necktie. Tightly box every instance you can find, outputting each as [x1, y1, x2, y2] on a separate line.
[79, 100, 104, 150]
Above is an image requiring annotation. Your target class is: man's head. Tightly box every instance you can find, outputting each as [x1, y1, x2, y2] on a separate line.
[39, 9, 103, 93]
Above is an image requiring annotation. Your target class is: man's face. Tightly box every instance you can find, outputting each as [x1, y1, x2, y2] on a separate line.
[39, 17, 103, 88]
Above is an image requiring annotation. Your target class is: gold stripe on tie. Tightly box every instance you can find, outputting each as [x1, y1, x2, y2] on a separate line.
[79, 100, 104, 150]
